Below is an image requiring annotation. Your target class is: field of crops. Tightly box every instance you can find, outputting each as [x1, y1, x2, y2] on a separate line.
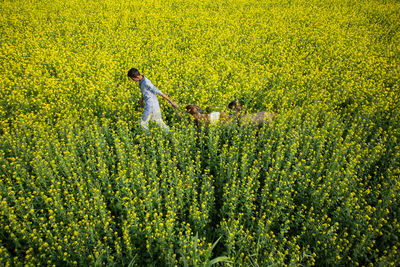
[1, 0, 400, 265]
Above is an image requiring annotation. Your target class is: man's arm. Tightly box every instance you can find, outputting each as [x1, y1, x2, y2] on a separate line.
[147, 82, 178, 108]
[160, 93, 178, 109]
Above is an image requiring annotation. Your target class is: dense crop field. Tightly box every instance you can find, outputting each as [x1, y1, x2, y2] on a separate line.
[1, 0, 400, 265]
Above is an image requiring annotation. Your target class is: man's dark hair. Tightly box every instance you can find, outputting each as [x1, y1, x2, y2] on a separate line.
[228, 100, 243, 111]
[127, 68, 141, 78]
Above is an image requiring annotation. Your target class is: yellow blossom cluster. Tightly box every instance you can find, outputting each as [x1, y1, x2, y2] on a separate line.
[1, 0, 400, 265]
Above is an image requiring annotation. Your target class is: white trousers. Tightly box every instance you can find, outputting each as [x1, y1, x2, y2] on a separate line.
[140, 108, 170, 132]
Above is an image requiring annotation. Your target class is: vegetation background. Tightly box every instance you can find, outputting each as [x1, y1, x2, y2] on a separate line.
[1, 0, 399, 265]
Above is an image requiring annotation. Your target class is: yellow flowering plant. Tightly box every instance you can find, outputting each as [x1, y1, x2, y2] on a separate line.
[1, 0, 400, 265]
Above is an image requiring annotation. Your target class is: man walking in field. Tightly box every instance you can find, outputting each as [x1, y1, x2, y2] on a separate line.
[128, 68, 178, 132]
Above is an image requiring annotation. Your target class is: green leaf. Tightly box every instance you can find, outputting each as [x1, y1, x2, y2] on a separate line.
[127, 255, 136, 267]
[193, 232, 199, 254]
[210, 236, 222, 252]
[180, 252, 189, 267]
[206, 256, 231, 267]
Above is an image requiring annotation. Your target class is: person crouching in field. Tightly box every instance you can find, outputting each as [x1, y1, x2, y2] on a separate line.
[228, 100, 276, 126]
[128, 68, 178, 132]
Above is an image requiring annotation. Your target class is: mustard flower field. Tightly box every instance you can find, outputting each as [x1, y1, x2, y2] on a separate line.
[1, 0, 400, 265]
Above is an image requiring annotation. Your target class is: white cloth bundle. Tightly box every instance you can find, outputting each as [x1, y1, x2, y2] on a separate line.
[209, 112, 220, 125]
